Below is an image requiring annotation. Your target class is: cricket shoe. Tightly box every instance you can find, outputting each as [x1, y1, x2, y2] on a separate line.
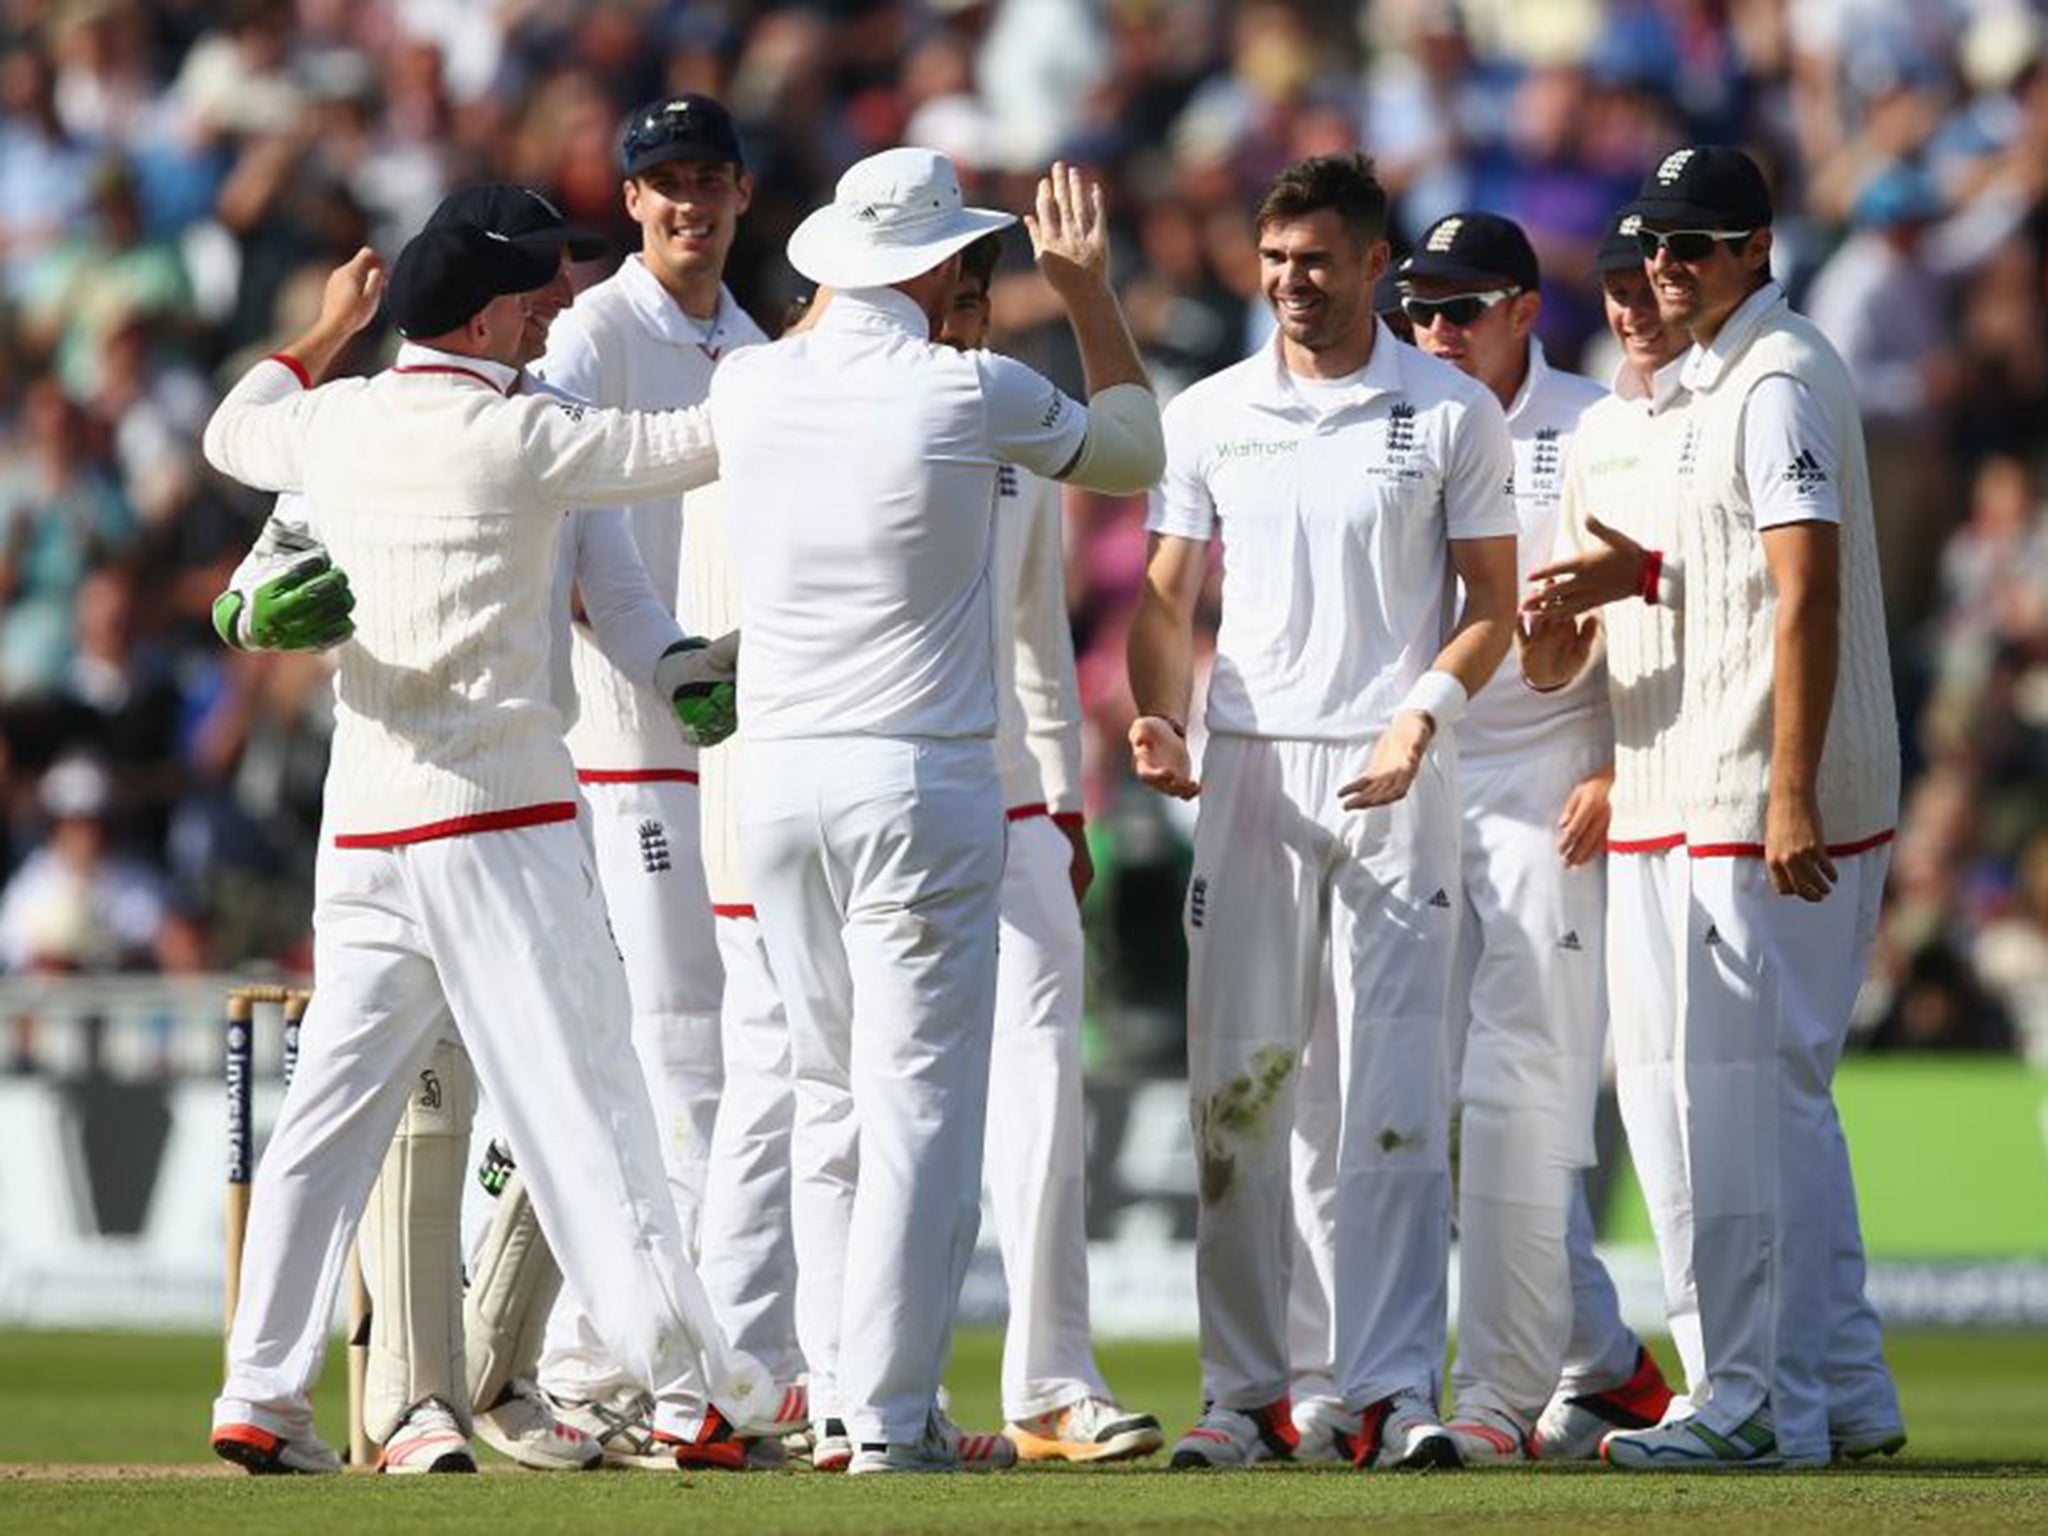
[542, 1388, 675, 1470]
[1346, 1390, 1458, 1470]
[379, 1399, 477, 1474]
[1168, 1399, 1299, 1468]
[211, 1422, 342, 1476]
[846, 1408, 1018, 1475]
[474, 1378, 601, 1471]
[811, 1418, 852, 1471]
[653, 1405, 748, 1471]
[1602, 1407, 1821, 1470]
[1532, 1346, 1676, 1461]
[1292, 1399, 1357, 1464]
[1832, 1421, 1907, 1462]
[1443, 1404, 1529, 1466]
[1005, 1396, 1164, 1463]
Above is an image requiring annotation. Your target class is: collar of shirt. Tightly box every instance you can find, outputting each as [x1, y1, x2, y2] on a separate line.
[1504, 337, 1552, 426]
[392, 340, 520, 395]
[1244, 316, 1405, 418]
[1679, 279, 1785, 395]
[816, 285, 934, 342]
[1610, 351, 1691, 412]
[620, 254, 743, 355]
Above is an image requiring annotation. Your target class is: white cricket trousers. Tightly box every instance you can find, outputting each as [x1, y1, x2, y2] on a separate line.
[1187, 733, 1459, 1412]
[1446, 744, 1609, 1422]
[1286, 978, 1344, 1428]
[986, 811, 1110, 1421]
[743, 735, 1004, 1445]
[697, 910, 806, 1388]
[214, 823, 742, 1444]
[1605, 845, 1706, 1399]
[1682, 847, 1898, 1461]
[541, 774, 726, 1401]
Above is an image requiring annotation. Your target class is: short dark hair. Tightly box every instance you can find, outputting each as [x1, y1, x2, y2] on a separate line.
[1255, 153, 1390, 246]
[957, 231, 1002, 296]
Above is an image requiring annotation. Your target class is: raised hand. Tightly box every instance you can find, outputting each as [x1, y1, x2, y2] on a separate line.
[1524, 515, 1650, 620]
[319, 247, 387, 342]
[1024, 161, 1111, 297]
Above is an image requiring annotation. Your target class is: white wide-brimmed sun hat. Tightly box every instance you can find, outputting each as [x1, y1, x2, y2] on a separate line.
[787, 146, 1015, 289]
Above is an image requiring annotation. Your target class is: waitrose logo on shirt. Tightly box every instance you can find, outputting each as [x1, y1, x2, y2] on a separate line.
[1215, 438, 1297, 461]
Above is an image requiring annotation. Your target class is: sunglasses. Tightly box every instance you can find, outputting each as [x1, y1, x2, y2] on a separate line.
[1634, 228, 1753, 262]
[1399, 287, 1520, 328]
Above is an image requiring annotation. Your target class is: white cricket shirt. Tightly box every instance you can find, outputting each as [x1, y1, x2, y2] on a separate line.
[709, 286, 1089, 742]
[1458, 340, 1610, 767]
[535, 258, 767, 776]
[1148, 322, 1517, 741]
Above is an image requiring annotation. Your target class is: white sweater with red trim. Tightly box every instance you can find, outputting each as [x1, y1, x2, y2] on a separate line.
[1674, 299, 1899, 851]
[201, 353, 718, 844]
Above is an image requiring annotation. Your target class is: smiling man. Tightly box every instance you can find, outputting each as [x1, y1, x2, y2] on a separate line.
[1127, 153, 1518, 1471]
[522, 96, 784, 1459]
[1534, 146, 1904, 1472]
[1396, 210, 1665, 1467]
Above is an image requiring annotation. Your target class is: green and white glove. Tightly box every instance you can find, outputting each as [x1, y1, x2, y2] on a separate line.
[212, 550, 356, 652]
[656, 630, 740, 748]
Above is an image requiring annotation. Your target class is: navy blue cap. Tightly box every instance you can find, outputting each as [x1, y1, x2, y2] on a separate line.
[1635, 145, 1772, 229]
[619, 94, 744, 176]
[1596, 205, 1647, 274]
[386, 222, 559, 340]
[1398, 210, 1539, 291]
[427, 183, 608, 262]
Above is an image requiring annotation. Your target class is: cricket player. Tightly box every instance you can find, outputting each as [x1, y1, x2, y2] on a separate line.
[1519, 205, 1697, 1460]
[1528, 146, 1903, 1470]
[1128, 153, 1519, 1470]
[519, 93, 799, 1461]
[938, 233, 1163, 1464]
[1395, 209, 1652, 1464]
[684, 475, 817, 1460]
[214, 184, 728, 1475]
[205, 227, 765, 1475]
[708, 150, 1163, 1474]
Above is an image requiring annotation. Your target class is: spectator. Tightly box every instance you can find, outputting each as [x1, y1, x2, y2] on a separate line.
[0, 755, 202, 973]
[0, 375, 138, 699]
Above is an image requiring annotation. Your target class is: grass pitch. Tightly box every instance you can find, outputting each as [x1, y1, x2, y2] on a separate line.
[3, 1328, 2046, 1533]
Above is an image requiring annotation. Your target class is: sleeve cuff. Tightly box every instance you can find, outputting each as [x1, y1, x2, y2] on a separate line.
[267, 353, 313, 390]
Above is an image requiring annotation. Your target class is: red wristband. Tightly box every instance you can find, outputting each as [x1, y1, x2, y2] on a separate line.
[1637, 548, 1664, 604]
[1052, 812, 1085, 833]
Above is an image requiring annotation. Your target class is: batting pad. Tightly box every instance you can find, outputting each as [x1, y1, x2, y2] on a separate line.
[464, 1167, 564, 1414]
[362, 1038, 477, 1440]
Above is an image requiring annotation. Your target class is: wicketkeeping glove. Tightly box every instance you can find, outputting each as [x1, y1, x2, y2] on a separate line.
[212, 551, 356, 652]
[655, 630, 740, 748]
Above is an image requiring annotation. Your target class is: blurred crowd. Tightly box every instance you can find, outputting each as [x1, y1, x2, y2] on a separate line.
[3, 0, 2048, 1067]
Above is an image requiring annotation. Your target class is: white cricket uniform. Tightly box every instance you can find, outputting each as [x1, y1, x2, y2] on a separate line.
[244, 405, 690, 1437]
[984, 460, 1106, 1422]
[204, 345, 767, 1446]
[685, 480, 808, 1396]
[1549, 354, 1705, 1402]
[1444, 341, 1616, 1425]
[1669, 283, 1901, 1460]
[707, 285, 1093, 1445]
[525, 259, 768, 1402]
[1149, 324, 1516, 1411]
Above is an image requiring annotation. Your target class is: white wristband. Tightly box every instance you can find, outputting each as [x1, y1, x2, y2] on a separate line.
[1398, 670, 1468, 729]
